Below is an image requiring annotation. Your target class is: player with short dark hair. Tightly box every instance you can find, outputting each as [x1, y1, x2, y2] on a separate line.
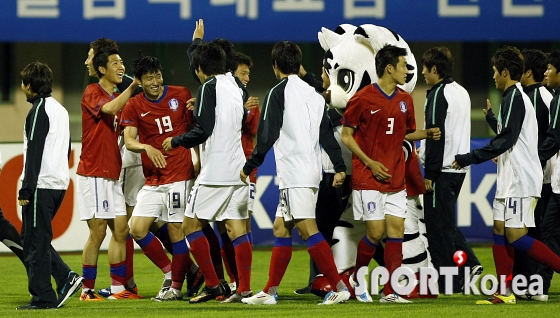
[454, 46, 560, 305]
[163, 41, 252, 304]
[17, 61, 83, 310]
[535, 50, 560, 301]
[78, 45, 140, 301]
[121, 55, 202, 302]
[514, 49, 554, 295]
[419, 46, 482, 293]
[240, 41, 350, 306]
[341, 44, 417, 303]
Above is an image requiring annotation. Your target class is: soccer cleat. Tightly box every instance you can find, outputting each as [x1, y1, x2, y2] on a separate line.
[185, 269, 205, 297]
[152, 287, 183, 302]
[98, 287, 111, 298]
[80, 290, 104, 301]
[16, 303, 56, 310]
[221, 291, 252, 303]
[215, 281, 232, 301]
[161, 277, 172, 289]
[349, 275, 372, 303]
[57, 271, 84, 308]
[189, 285, 225, 303]
[99, 285, 142, 298]
[107, 288, 143, 300]
[319, 288, 351, 305]
[470, 265, 483, 279]
[228, 282, 237, 294]
[530, 294, 549, 302]
[476, 292, 516, 305]
[380, 293, 412, 304]
[241, 290, 278, 305]
[294, 285, 312, 295]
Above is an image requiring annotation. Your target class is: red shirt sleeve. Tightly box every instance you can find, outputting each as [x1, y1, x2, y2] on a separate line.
[406, 96, 416, 133]
[341, 93, 362, 127]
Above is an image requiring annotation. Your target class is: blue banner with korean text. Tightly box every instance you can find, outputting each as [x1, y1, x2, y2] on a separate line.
[1, 0, 559, 43]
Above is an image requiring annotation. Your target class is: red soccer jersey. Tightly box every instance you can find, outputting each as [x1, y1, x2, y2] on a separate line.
[342, 83, 416, 192]
[405, 146, 425, 197]
[77, 84, 122, 180]
[242, 106, 260, 182]
[120, 85, 195, 185]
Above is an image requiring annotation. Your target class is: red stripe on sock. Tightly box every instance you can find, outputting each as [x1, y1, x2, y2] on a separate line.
[125, 237, 134, 284]
[384, 240, 403, 295]
[140, 236, 171, 273]
[234, 241, 252, 293]
[492, 243, 513, 289]
[189, 236, 220, 287]
[308, 240, 343, 292]
[263, 245, 292, 293]
[527, 239, 560, 273]
[354, 238, 376, 281]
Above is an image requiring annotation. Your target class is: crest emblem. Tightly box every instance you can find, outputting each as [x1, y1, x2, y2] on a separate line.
[400, 101, 407, 113]
[168, 98, 179, 110]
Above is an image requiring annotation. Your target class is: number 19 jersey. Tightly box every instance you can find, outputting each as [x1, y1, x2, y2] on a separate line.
[121, 85, 195, 185]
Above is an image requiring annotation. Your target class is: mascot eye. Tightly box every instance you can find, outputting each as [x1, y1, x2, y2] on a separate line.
[337, 69, 355, 93]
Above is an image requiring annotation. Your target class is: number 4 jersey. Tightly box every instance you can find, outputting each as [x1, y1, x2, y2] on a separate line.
[342, 83, 416, 192]
[120, 85, 195, 185]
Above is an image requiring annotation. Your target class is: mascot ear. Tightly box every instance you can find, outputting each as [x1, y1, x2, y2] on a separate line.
[353, 24, 393, 52]
[318, 27, 344, 51]
[318, 24, 356, 51]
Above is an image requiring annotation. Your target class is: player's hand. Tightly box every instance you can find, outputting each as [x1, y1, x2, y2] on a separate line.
[332, 171, 346, 188]
[483, 99, 492, 116]
[245, 96, 259, 110]
[367, 160, 391, 181]
[240, 169, 249, 185]
[193, 19, 204, 41]
[19, 199, 29, 206]
[427, 127, 441, 140]
[451, 160, 462, 170]
[186, 98, 196, 111]
[424, 178, 434, 192]
[162, 137, 174, 153]
[146, 145, 167, 168]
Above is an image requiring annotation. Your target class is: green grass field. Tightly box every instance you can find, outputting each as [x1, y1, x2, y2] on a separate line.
[2, 246, 560, 317]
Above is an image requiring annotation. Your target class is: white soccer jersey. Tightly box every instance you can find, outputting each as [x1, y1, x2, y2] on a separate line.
[496, 83, 542, 198]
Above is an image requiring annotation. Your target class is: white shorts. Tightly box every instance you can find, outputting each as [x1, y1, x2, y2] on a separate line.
[275, 187, 318, 221]
[185, 184, 249, 222]
[119, 165, 145, 206]
[352, 189, 407, 221]
[493, 197, 536, 228]
[77, 175, 126, 221]
[133, 180, 193, 223]
[248, 182, 256, 212]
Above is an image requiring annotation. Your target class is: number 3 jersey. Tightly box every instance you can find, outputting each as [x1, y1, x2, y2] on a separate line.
[342, 83, 416, 192]
[120, 85, 195, 185]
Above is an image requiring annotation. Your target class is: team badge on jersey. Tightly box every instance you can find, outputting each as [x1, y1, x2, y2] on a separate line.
[400, 101, 407, 113]
[168, 98, 179, 111]
[367, 202, 376, 214]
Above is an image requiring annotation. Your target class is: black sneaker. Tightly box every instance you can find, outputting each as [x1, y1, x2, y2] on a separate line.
[185, 268, 205, 297]
[189, 285, 224, 303]
[57, 271, 84, 308]
[215, 281, 232, 301]
[16, 304, 56, 310]
[294, 285, 312, 295]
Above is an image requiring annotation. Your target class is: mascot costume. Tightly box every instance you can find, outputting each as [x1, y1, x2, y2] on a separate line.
[310, 24, 437, 299]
